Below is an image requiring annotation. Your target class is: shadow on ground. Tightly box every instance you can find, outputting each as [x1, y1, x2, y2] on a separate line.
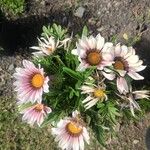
[0, 8, 93, 56]
[134, 37, 150, 86]
[146, 127, 150, 150]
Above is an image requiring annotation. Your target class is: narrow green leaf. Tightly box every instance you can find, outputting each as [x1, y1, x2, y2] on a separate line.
[63, 67, 84, 81]
[82, 26, 89, 37]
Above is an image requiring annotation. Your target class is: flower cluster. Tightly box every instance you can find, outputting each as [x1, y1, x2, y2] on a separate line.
[13, 24, 149, 150]
[72, 34, 148, 116]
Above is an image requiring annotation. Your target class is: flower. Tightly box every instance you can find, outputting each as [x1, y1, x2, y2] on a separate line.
[71, 34, 113, 71]
[52, 110, 90, 150]
[31, 34, 71, 57]
[117, 86, 149, 116]
[31, 35, 59, 57]
[20, 103, 52, 126]
[102, 44, 146, 94]
[132, 90, 150, 99]
[13, 60, 49, 104]
[81, 83, 107, 109]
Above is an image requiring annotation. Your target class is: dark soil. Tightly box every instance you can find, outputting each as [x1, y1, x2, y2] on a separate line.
[0, 0, 150, 149]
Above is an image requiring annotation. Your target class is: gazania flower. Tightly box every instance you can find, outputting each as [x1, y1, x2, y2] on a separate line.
[71, 34, 113, 71]
[81, 83, 107, 109]
[20, 103, 52, 126]
[31, 34, 71, 57]
[117, 86, 149, 116]
[52, 110, 90, 150]
[13, 60, 49, 104]
[31, 34, 59, 57]
[102, 44, 146, 94]
[132, 90, 150, 99]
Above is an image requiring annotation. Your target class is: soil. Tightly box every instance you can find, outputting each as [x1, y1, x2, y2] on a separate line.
[0, 0, 150, 149]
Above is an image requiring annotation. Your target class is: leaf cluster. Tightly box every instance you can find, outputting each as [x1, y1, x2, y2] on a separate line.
[0, 0, 25, 18]
[21, 24, 150, 147]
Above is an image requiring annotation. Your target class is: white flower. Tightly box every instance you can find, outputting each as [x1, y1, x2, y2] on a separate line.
[72, 34, 113, 71]
[102, 44, 146, 94]
[31, 35, 58, 57]
[31, 34, 71, 57]
[81, 83, 107, 109]
[132, 90, 150, 99]
[117, 86, 149, 116]
[52, 110, 90, 150]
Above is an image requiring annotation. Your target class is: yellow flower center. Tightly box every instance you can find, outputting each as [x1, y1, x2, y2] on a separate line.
[31, 74, 44, 88]
[66, 122, 83, 136]
[94, 89, 105, 98]
[87, 51, 102, 65]
[46, 47, 53, 52]
[34, 104, 44, 112]
[113, 60, 125, 70]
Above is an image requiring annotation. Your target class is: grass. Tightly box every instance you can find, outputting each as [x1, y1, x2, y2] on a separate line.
[0, 96, 101, 150]
[0, 96, 57, 150]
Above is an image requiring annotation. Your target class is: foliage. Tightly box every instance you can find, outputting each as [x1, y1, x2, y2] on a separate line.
[0, 0, 25, 18]
[0, 96, 57, 149]
[17, 24, 150, 148]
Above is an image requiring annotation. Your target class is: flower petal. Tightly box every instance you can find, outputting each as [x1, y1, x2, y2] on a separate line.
[96, 34, 105, 50]
[128, 71, 144, 80]
[117, 77, 129, 94]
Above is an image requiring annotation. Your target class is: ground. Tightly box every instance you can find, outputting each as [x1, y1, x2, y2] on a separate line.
[0, 0, 150, 149]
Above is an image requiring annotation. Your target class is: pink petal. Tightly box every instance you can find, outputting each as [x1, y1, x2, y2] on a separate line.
[102, 42, 113, 52]
[117, 77, 129, 94]
[114, 43, 121, 56]
[73, 137, 79, 150]
[128, 71, 144, 80]
[77, 62, 89, 72]
[120, 45, 128, 57]
[96, 34, 105, 50]
[102, 71, 115, 80]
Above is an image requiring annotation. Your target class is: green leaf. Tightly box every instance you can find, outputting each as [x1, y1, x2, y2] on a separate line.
[107, 102, 120, 124]
[94, 125, 106, 147]
[41, 111, 63, 127]
[82, 26, 89, 37]
[18, 102, 33, 112]
[63, 67, 84, 81]
[83, 67, 96, 78]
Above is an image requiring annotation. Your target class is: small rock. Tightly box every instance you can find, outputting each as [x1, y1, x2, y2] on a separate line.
[74, 7, 85, 18]
[97, 26, 105, 32]
[88, 18, 96, 25]
[8, 64, 14, 71]
[133, 139, 139, 144]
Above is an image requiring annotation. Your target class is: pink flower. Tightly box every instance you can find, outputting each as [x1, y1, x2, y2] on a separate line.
[20, 103, 52, 126]
[71, 34, 113, 71]
[102, 44, 146, 94]
[52, 110, 90, 150]
[14, 60, 49, 104]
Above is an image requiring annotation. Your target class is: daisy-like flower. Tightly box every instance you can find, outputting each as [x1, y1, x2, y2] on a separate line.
[13, 60, 49, 104]
[132, 90, 150, 99]
[81, 83, 108, 109]
[52, 110, 90, 150]
[102, 44, 146, 94]
[31, 34, 59, 57]
[31, 34, 71, 57]
[20, 103, 52, 126]
[117, 86, 149, 116]
[71, 34, 113, 71]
